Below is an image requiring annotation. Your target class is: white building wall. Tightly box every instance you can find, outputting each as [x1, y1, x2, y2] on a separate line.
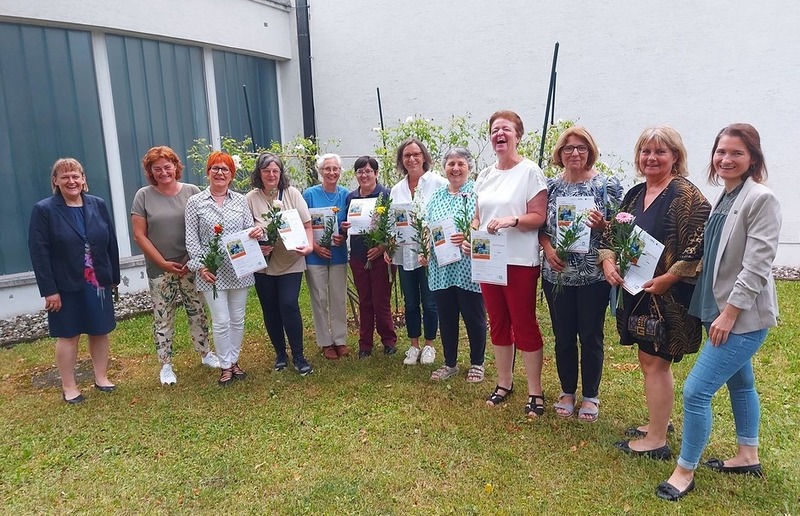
[309, 0, 800, 265]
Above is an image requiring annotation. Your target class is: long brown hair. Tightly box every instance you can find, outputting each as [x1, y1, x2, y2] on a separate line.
[707, 123, 767, 185]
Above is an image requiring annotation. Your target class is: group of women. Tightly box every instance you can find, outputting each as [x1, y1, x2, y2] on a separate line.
[28, 112, 780, 501]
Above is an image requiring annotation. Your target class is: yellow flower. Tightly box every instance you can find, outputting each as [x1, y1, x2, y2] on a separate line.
[331, 207, 340, 214]
[375, 206, 386, 214]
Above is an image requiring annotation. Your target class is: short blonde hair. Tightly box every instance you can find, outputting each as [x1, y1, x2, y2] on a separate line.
[51, 158, 89, 194]
[634, 126, 689, 177]
[552, 126, 599, 169]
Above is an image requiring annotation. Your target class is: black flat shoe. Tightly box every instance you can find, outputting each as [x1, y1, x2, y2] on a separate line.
[704, 458, 764, 477]
[614, 439, 672, 461]
[94, 383, 116, 393]
[656, 479, 695, 501]
[625, 422, 675, 438]
[63, 393, 85, 404]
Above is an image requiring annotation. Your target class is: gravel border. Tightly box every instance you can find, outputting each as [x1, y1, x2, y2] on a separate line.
[3, 267, 799, 348]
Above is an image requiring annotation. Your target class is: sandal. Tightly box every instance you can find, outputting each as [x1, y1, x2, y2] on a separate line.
[525, 394, 545, 418]
[578, 397, 599, 423]
[466, 364, 485, 383]
[218, 367, 234, 386]
[430, 365, 459, 381]
[231, 362, 247, 381]
[553, 392, 576, 418]
[486, 384, 513, 407]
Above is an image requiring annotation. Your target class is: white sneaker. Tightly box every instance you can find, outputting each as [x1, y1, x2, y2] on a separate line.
[201, 351, 221, 368]
[403, 346, 421, 365]
[420, 345, 436, 365]
[160, 364, 177, 385]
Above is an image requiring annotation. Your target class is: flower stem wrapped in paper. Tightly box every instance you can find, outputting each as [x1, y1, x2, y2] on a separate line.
[553, 212, 586, 295]
[261, 193, 284, 247]
[453, 192, 473, 243]
[410, 201, 430, 270]
[362, 193, 397, 269]
[317, 207, 339, 250]
[608, 211, 645, 309]
[201, 223, 225, 299]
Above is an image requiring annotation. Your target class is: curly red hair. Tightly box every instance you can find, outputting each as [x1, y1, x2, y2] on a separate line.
[141, 146, 184, 186]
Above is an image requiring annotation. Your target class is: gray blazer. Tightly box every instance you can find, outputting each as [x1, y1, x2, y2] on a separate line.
[711, 177, 781, 333]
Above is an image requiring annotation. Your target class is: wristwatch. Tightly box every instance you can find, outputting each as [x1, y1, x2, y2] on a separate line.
[512, 216, 519, 227]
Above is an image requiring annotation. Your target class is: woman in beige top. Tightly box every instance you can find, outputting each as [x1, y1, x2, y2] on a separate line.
[245, 153, 315, 376]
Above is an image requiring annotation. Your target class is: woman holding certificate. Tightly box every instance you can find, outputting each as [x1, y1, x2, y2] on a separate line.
[539, 127, 622, 422]
[303, 153, 349, 361]
[467, 110, 548, 418]
[599, 126, 710, 459]
[657, 124, 780, 501]
[245, 153, 314, 376]
[341, 156, 397, 358]
[186, 152, 261, 386]
[423, 148, 486, 383]
[391, 138, 447, 366]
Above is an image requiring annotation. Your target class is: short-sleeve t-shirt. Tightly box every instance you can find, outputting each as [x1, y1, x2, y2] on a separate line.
[302, 184, 349, 266]
[131, 183, 200, 278]
[474, 159, 547, 266]
[245, 186, 311, 276]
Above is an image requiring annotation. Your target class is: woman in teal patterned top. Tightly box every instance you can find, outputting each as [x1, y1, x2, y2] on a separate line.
[539, 127, 622, 422]
[422, 148, 486, 383]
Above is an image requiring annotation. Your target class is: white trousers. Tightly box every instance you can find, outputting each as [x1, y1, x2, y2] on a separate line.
[305, 264, 348, 347]
[202, 287, 249, 369]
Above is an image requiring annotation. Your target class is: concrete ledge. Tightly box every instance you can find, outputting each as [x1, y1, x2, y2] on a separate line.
[0, 255, 149, 319]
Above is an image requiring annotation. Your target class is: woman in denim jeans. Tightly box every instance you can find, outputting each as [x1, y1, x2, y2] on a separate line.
[656, 123, 781, 501]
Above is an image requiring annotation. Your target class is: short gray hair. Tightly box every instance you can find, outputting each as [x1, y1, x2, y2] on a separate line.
[316, 153, 343, 171]
[441, 147, 475, 171]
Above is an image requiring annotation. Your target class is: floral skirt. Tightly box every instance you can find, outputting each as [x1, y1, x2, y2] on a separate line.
[48, 283, 116, 338]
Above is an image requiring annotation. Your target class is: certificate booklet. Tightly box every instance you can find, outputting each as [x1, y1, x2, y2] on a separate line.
[221, 230, 267, 277]
[622, 226, 665, 295]
[431, 217, 461, 266]
[470, 230, 508, 286]
[278, 208, 309, 250]
[347, 197, 377, 235]
[309, 207, 339, 243]
[391, 202, 415, 245]
[555, 196, 593, 254]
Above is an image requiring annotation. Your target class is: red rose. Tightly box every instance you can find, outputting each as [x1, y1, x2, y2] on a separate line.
[213, 224, 223, 234]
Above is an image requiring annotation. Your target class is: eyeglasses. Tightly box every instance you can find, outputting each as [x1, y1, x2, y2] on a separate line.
[210, 166, 230, 173]
[356, 168, 375, 176]
[402, 152, 423, 160]
[562, 145, 589, 155]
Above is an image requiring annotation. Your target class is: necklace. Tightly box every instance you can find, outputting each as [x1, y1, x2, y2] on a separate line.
[321, 187, 340, 205]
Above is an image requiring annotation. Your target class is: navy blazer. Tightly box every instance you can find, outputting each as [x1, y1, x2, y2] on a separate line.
[28, 193, 121, 297]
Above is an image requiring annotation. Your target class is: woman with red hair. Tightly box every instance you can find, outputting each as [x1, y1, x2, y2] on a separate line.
[132, 146, 218, 386]
[185, 152, 262, 386]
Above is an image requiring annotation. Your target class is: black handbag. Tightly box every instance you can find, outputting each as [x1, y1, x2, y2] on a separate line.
[627, 294, 666, 349]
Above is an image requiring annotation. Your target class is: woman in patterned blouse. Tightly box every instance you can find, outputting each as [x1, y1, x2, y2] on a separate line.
[185, 151, 262, 386]
[539, 127, 622, 422]
[422, 148, 487, 383]
[599, 126, 710, 460]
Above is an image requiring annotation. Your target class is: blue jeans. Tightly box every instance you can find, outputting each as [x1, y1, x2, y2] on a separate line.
[677, 326, 768, 470]
[397, 266, 438, 340]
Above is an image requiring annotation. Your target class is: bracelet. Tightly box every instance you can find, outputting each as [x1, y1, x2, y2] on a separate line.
[512, 216, 519, 227]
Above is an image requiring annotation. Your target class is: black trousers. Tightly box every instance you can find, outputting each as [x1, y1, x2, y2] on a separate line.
[542, 279, 610, 399]
[254, 272, 305, 361]
[433, 287, 486, 368]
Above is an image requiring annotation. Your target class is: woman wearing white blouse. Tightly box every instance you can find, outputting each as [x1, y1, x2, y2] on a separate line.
[466, 111, 548, 418]
[391, 138, 447, 366]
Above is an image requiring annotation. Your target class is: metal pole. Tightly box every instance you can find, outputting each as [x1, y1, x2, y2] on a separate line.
[377, 87, 386, 148]
[538, 42, 559, 167]
[242, 84, 257, 153]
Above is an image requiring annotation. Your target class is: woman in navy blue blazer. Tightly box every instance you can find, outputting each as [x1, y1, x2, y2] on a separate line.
[28, 158, 120, 404]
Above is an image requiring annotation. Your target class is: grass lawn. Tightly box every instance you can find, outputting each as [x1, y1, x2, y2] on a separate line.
[1, 281, 798, 514]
